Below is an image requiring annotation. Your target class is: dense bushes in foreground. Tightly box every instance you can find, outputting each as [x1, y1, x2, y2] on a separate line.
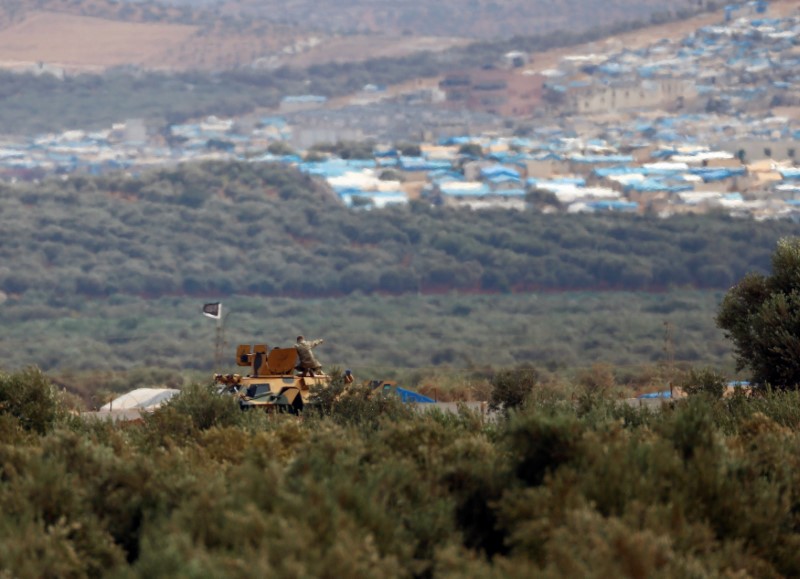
[2, 369, 800, 577]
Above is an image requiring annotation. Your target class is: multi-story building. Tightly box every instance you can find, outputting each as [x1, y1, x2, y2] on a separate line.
[563, 78, 696, 114]
[439, 69, 544, 116]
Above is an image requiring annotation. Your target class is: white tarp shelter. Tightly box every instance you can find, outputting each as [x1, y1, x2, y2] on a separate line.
[100, 388, 180, 412]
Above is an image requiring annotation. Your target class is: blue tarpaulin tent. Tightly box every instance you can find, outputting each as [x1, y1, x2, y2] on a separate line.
[638, 390, 673, 399]
[395, 387, 436, 403]
[373, 381, 436, 403]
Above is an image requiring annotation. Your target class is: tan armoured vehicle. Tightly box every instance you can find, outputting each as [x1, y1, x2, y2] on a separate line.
[214, 343, 333, 413]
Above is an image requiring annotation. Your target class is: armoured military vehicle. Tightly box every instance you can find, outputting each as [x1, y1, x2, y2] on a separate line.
[214, 343, 333, 413]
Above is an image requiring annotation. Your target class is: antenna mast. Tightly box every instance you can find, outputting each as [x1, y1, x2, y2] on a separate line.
[663, 320, 675, 395]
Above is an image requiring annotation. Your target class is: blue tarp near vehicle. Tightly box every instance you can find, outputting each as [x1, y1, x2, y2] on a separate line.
[638, 390, 673, 399]
[374, 382, 436, 403]
[638, 381, 750, 399]
[395, 387, 436, 403]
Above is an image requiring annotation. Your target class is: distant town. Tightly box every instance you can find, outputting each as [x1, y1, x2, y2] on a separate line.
[1, 0, 798, 219]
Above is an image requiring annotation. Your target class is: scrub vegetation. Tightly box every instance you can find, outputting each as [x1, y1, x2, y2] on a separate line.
[2, 368, 800, 577]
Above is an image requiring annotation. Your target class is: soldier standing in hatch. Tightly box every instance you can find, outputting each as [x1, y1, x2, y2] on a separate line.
[295, 335, 324, 376]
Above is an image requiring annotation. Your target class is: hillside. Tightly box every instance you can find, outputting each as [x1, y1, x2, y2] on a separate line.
[0, 0, 785, 134]
[0, 0, 304, 71]
[0, 0, 731, 73]
[0, 160, 796, 372]
[220, 0, 713, 39]
[0, 161, 792, 303]
[0, 12, 198, 72]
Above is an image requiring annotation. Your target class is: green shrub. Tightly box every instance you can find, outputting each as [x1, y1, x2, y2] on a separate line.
[307, 367, 348, 416]
[681, 367, 727, 399]
[506, 407, 582, 486]
[489, 367, 539, 413]
[5, 363, 800, 575]
[159, 382, 243, 431]
[309, 376, 414, 431]
[0, 367, 64, 434]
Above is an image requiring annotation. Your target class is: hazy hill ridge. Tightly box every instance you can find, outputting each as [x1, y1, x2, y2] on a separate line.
[197, 0, 715, 39]
[0, 0, 720, 72]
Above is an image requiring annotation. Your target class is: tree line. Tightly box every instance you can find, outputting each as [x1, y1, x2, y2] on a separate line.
[0, 161, 795, 304]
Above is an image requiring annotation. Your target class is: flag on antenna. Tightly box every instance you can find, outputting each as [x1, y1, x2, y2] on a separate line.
[202, 302, 221, 319]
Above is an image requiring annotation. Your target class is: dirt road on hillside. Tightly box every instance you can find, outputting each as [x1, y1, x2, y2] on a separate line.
[330, 0, 798, 108]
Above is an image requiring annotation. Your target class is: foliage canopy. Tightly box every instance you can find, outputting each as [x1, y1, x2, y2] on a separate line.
[0, 161, 793, 304]
[717, 237, 800, 389]
[3, 368, 800, 576]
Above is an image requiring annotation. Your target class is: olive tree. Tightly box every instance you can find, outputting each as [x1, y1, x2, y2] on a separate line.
[717, 237, 800, 389]
[0, 367, 64, 433]
[489, 367, 539, 413]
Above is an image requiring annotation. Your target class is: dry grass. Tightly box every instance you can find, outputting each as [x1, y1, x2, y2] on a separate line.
[0, 11, 197, 72]
[283, 35, 470, 68]
[0, 9, 299, 72]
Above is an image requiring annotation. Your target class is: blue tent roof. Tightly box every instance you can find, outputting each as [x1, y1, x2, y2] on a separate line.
[481, 164, 521, 179]
[399, 156, 452, 172]
[593, 166, 638, 178]
[486, 174, 521, 185]
[587, 200, 639, 212]
[527, 177, 586, 187]
[439, 183, 491, 197]
[690, 167, 746, 182]
[430, 170, 465, 182]
[625, 179, 693, 193]
[569, 154, 635, 164]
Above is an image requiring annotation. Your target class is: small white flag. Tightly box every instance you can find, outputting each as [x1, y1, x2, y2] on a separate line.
[202, 302, 221, 319]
